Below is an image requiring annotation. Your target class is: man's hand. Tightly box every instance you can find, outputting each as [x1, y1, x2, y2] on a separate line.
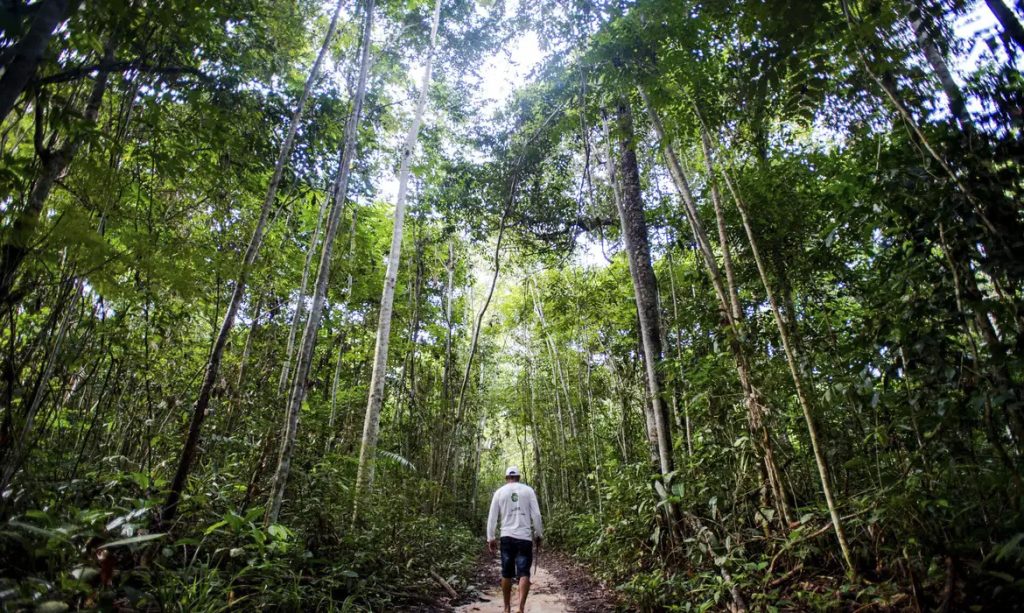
[488, 539, 497, 554]
[533, 535, 543, 548]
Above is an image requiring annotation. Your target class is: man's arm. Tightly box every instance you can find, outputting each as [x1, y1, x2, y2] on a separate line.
[530, 489, 543, 540]
[486, 490, 500, 543]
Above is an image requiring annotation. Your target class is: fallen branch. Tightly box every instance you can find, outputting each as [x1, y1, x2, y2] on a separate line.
[429, 570, 459, 600]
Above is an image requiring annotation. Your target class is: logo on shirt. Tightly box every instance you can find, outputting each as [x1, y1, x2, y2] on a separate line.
[511, 493, 519, 502]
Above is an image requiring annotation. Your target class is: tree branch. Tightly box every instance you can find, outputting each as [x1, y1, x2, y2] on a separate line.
[34, 59, 211, 87]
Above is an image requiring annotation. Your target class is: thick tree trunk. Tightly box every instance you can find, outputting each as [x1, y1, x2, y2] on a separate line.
[352, 0, 441, 518]
[160, 0, 346, 528]
[610, 100, 674, 478]
[0, 0, 71, 125]
[265, 0, 375, 526]
[985, 0, 1024, 55]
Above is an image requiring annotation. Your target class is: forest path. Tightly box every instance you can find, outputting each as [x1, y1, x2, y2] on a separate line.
[451, 550, 616, 612]
[455, 562, 569, 612]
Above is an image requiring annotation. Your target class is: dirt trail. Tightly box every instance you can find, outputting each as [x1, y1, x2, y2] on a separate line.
[451, 550, 617, 613]
[455, 562, 570, 613]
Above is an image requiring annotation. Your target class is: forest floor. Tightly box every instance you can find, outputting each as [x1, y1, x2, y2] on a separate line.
[442, 549, 618, 612]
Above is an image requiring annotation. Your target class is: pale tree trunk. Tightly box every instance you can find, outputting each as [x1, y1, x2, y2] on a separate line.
[699, 126, 792, 528]
[264, 0, 374, 526]
[352, 0, 441, 519]
[161, 0, 346, 528]
[526, 361, 548, 515]
[665, 249, 693, 455]
[907, 2, 970, 127]
[644, 91, 791, 528]
[326, 207, 358, 451]
[0, 0, 72, 126]
[610, 100, 674, 478]
[583, 354, 604, 519]
[280, 193, 329, 394]
[700, 131, 742, 322]
[442, 240, 455, 413]
[717, 139, 856, 573]
[438, 206, 511, 494]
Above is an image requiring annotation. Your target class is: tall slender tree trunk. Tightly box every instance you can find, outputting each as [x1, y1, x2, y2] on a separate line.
[699, 126, 792, 527]
[0, 0, 72, 125]
[265, 0, 375, 527]
[644, 90, 791, 528]
[326, 208, 358, 452]
[0, 277, 81, 490]
[526, 361, 547, 515]
[907, 2, 970, 127]
[609, 99, 674, 478]
[442, 240, 455, 412]
[438, 206, 511, 494]
[280, 193, 329, 394]
[718, 146, 856, 573]
[0, 39, 110, 309]
[161, 0, 346, 528]
[665, 249, 693, 455]
[352, 0, 441, 519]
[225, 296, 263, 433]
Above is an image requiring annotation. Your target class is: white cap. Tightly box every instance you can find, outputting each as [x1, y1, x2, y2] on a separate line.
[505, 466, 520, 477]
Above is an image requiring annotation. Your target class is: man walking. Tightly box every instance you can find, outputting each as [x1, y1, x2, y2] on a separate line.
[487, 466, 543, 613]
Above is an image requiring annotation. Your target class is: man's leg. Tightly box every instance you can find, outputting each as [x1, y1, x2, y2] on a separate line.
[499, 538, 514, 612]
[517, 576, 530, 613]
[515, 538, 533, 613]
[501, 578, 513, 612]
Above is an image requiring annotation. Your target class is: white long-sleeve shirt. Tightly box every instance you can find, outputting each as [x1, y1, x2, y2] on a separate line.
[486, 482, 543, 542]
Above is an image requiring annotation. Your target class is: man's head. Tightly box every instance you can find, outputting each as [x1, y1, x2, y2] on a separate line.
[505, 466, 521, 482]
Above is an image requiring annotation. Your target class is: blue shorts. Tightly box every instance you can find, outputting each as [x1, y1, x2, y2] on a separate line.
[499, 537, 533, 579]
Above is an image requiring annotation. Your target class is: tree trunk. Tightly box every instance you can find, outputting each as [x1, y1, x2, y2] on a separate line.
[280, 193, 329, 394]
[907, 2, 970, 127]
[160, 0, 346, 528]
[265, 0, 375, 526]
[644, 90, 791, 528]
[984, 0, 1024, 55]
[699, 125, 792, 528]
[0, 277, 80, 490]
[225, 296, 263, 433]
[0, 0, 71, 125]
[665, 249, 693, 455]
[0, 39, 110, 309]
[610, 99, 674, 478]
[352, 0, 441, 519]
[718, 148, 856, 573]
[326, 208, 358, 452]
